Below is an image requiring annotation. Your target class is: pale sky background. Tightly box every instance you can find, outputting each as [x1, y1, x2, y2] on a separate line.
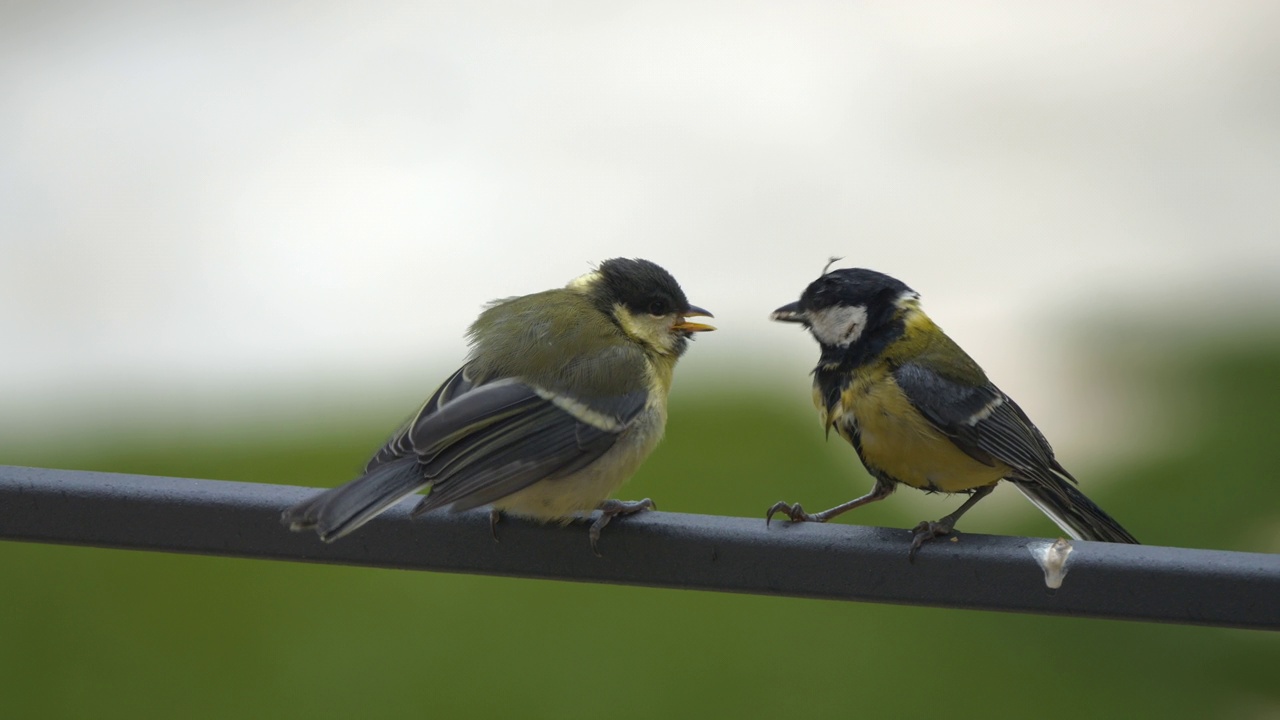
[2, 1, 1278, 457]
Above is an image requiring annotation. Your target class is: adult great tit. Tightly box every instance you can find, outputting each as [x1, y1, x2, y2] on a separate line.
[768, 266, 1138, 559]
[283, 258, 713, 554]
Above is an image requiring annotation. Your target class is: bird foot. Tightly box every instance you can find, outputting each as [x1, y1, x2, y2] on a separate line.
[908, 520, 954, 562]
[765, 501, 822, 526]
[589, 498, 655, 557]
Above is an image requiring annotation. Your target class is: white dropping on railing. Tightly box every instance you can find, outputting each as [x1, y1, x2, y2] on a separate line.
[1029, 537, 1074, 589]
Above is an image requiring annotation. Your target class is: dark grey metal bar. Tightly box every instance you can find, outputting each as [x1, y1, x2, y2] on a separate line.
[1, 465, 1276, 629]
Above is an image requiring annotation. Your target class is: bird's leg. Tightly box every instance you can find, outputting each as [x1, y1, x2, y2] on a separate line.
[767, 480, 895, 525]
[589, 498, 656, 557]
[909, 484, 996, 561]
[489, 509, 502, 543]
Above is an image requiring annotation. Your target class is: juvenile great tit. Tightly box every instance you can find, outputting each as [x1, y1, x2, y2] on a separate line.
[283, 258, 713, 554]
[768, 266, 1138, 559]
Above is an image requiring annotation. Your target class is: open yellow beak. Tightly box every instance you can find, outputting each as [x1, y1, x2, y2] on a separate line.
[672, 304, 715, 333]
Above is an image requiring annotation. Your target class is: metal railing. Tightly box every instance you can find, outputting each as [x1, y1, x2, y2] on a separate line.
[1, 464, 1276, 630]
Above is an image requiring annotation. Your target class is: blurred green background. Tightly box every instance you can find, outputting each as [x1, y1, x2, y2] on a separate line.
[2, 331, 1277, 720]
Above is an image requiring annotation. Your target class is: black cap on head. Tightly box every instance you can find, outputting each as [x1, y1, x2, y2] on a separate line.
[772, 266, 918, 367]
[799, 268, 914, 313]
[592, 258, 692, 317]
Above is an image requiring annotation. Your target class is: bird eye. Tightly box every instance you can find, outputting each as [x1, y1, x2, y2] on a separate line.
[647, 300, 668, 316]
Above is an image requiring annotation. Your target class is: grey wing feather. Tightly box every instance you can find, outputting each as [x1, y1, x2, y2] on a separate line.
[891, 362, 1062, 481]
[411, 384, 648, 514]
[281, 456, 426, 542]
[893, 362, 1137, 543]
[286, 365, 647, 541]
[367, 365, 477, 471]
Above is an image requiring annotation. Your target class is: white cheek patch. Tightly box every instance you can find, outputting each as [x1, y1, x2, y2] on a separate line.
[808, 304, 869, 347]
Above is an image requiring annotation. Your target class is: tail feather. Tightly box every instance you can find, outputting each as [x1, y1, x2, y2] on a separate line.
[1014, 479, 1138, 544]
[282, 457, 429, 542]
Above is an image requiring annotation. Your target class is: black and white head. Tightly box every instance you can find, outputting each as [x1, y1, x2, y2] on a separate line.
[771, 267, 920, 360]
[572, 258, 714, 357]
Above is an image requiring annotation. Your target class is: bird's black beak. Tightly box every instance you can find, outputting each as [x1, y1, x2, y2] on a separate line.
[672, 304, 715, 333]
[770, 301, 806, 323]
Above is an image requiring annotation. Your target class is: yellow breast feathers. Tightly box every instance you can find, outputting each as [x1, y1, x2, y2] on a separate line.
[825, 365, 1010, 494]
